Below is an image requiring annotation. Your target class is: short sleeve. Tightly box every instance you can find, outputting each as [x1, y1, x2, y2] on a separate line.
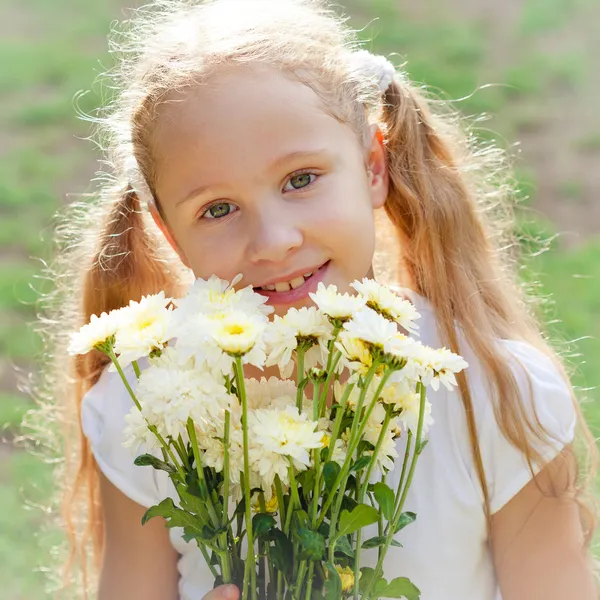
[81, 363, 163, 508]
[481, 340, 577, 514]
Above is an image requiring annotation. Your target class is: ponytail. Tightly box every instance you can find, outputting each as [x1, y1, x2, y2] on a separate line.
[379, 78, 594, 530]
[55, 183, 188, 596]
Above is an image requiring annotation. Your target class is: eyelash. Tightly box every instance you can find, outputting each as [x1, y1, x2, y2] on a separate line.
[197, 169, 321, 222]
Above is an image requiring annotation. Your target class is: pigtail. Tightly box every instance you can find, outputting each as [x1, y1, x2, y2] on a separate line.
[379, 77, 598, 538]
[57, 183, 188, 596]
[383, 81, 568, 523]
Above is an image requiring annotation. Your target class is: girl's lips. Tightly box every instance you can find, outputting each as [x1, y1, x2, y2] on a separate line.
[254, 261, 330, 306]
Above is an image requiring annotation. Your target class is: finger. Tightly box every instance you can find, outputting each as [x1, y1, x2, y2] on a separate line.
[204, 584, 240, 600]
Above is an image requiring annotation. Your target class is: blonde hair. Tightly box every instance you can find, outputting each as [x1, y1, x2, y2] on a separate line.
[30, 0, 597, 596]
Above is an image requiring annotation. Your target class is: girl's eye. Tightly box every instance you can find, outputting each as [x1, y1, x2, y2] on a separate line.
[284, 172, 317, 192]
[201, 202, 238, 220]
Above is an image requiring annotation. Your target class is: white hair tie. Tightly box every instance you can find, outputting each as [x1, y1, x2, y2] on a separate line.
[124, 154, 155, 208]
[348, 49, 396, 92]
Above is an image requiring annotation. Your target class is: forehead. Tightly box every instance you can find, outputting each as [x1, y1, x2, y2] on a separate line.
[150, 65, 362, 177]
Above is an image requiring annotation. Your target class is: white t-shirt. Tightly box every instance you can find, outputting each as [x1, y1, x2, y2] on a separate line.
[81, 287, 576, 600]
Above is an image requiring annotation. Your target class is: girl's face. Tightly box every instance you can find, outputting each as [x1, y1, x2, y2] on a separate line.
[150, 66, 389, 313]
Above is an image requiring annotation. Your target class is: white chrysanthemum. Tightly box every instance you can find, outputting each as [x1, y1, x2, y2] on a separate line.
[265, 307, 332, 378]
[309, 282, 366, 321]
[148, 345, 195, 370]
[200, 423, 244, 485]
[351, 278, 420, 334]
[136, 365, 233, 440]
[379, 377, 420, 410]
[244, 377, 297, 410]
[343, 307, 398, 349]
[248, 406, 324, 488]
[363, 416, 399, 473]
[397, 391, 434, 435]
[330, 438, 348, 466]
[123, 407, 161, 452]
[335, 332, 375, 374]
[68, 310, 122, 355]
[334, 378, 381, 411]
[112, 292, 173, 368]
[407, 343, 468, 391]
[209, 311, 265, 356]
[173, 275, 273, 320]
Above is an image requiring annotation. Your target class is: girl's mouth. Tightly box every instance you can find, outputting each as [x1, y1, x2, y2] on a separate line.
[253, 261, 330, 305]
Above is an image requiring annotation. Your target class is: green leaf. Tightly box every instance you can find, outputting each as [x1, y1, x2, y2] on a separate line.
[142, 498, 204, 541]
[324, 562, 342, 600]
[349, 455, 372, 472]
[323, 461, 341, 492]
[134, 453, 176, 474]
[374, 577, 389, 597]
[266, 529, 293, 578]
[295, 527, 325, 561]
[359, 567, 376, 594]
[416, 440, 429, 455]
[373, 482, 395, 521]
[337, 504, 379, 538]
[294, 509, 310, 529]
[334, 534, 354, 557]
[381, 577, 421, 599]
[360, 535, 401, 550]
[253, 513, 276, 537]
[177, 487, 211, 523]
[394, 512, 417, 533]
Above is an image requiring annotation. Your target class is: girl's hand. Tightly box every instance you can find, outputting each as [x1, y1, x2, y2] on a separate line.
[203, 585, 240, 600]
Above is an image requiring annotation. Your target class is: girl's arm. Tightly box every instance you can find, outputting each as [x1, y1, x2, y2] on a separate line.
[491, 451, 597, 600]
[99, 472, 180, 600]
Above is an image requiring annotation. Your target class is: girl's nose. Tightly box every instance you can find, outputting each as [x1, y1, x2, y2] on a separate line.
[247, 206, 304, 264]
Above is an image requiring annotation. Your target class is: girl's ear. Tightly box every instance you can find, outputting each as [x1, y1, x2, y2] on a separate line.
[366, 125, 389, 210]
[148, 201, 192, 269]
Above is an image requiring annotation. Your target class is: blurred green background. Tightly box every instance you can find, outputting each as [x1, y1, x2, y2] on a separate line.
[0, 0, 599, 597]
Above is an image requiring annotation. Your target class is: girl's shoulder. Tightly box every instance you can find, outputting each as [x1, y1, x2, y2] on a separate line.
[81, 359, 166, 508]
[394, 286, 576, 512]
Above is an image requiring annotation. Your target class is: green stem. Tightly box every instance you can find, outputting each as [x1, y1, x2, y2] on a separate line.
[198, 544, 220, 579]
[187, 419, 220, 528]
[317, 363, 379, 527]
[320, 364, 392, 530]
[109, 352, 186, 479]
[221, 410, 232, 584]
[131, 360, 141, 379]
[363, 382, 427, 600]
[393, 430, 413, 518]
[317, 350, 343, 419]
[312, 382, 321, 422]
[108, 350, 141, 411]
[296, 348, 306, 411]
[304, 562, 315, 600]
[354, 412, 392, 599]
[234, 357, 257, 600]
[294, 561, 308, 600]
[359, 412, 392, 499]
[325, 383, 355, 463]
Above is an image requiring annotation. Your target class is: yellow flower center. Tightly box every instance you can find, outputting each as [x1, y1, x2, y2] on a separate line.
[224, 323, 245, 336]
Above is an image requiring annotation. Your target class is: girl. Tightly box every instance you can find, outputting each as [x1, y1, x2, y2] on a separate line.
[36, 0, 598, 599]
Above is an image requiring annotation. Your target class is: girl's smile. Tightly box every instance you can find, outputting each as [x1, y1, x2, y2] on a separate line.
[251, 260, 330, 306]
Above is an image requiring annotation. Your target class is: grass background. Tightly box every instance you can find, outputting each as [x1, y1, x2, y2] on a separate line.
[0, 0, 599, 597]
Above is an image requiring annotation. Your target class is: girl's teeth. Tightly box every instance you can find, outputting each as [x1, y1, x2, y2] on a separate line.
[274, 281, 291, 293]
[259, 269, 319, 292]
[290, 276, 305, 290]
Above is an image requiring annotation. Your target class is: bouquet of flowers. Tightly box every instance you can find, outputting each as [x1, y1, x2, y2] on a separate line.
[69, 277, 468, 600]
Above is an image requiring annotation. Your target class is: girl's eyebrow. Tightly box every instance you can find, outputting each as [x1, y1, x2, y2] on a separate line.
[176, 148, 331, 208]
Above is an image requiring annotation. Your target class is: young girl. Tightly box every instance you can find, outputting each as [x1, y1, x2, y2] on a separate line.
[37, 0, 598, 598]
